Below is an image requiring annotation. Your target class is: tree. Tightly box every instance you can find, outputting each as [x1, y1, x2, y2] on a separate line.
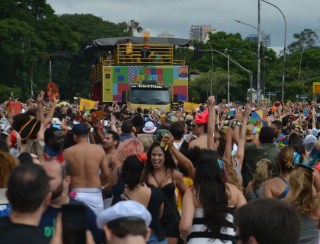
[120, 20, 143, 37]
[188, 31, 279, 102]
[287, 28, 319, 54]
[0, 19, 46, 87]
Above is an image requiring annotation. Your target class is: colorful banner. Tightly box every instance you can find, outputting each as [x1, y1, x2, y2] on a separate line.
[79, 98, 96, 111]
[7, 101, 22, 115]
[102, 65, 188, 102]
[183, 102, 200, 113]
[313, 82, 320, 94]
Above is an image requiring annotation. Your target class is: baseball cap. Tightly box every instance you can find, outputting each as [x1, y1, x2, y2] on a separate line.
[153, 129, 171, 144]
[96, 200, 152, 229]
[51, 117, 62, 125]
[303, 135, 318, 153]
[71, 124, 88, 136]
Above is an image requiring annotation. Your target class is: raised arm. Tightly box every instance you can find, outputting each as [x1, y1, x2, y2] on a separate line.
[207, 96, 216, 150]
[235, 105, 251, 166]
[109, 113, 118, 133]
[223, 127, 233, 164]
[164, 134, 195, 178]
[36, 91, 45, 122]
[312, 107, 316, 129]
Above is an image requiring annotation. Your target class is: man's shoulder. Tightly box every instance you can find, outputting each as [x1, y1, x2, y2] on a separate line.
[0, 216, 10, 227]
[0, 216, 48, 244]
[65, 143, 104, 153]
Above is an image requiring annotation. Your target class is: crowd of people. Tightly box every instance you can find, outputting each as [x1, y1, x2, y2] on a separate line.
[0, 91, 320, 244]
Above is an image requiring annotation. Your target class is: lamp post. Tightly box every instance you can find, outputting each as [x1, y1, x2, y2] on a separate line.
[208, 43, 214, 95]
[298, 46, 306, 81]
[206, 44, 230, 103]
[199, 48, 253, 102]
[30, 64, 34, 98]
[235, 19, 264, 101]
[261, 0, 287, 102]
[226, 49, 230, 104]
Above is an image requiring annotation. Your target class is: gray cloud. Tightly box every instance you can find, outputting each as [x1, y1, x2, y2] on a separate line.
[48, 0, 320, 47]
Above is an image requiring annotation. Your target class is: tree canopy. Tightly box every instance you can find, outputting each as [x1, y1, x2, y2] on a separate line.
[0, 1, 319, 103]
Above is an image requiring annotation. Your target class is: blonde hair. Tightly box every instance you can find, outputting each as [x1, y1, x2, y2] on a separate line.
[223, 159, 242, 191]
[252, 159, 273, 189]
[289, 167, 320, 213]
[278, 147, 295, 173]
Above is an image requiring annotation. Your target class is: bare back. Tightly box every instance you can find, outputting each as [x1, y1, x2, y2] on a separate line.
[64, 142, 108, 188]
[263, 176, 289, 199]
[188, 134, 208, 149]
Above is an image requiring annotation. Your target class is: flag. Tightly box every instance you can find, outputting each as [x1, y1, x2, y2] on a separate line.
[79, 98, 96, 111]
[46, 81, 59, 100]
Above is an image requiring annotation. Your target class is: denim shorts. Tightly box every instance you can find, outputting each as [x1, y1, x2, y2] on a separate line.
[147, 232, 168, 244]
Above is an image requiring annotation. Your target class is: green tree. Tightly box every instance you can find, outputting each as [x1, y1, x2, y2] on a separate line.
[189, 31, 278, 102]
[287, 28, 319, 53]
[0, 19, 45, 87]
[120, 20, 143, 37]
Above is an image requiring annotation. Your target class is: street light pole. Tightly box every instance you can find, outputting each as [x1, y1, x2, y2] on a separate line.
[257, 0, 261, 104]
[235, 19, 264, 101]
[30, 64, 34, 98]
[227, 50, 230, 104]
[261, 0, 287, 103]
[199, 49, 253, 102]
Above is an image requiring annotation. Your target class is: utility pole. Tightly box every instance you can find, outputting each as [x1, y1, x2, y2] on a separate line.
[257, 0, 261, 104]
[227, 51, 230, 104]
[199, 49, 253, 102]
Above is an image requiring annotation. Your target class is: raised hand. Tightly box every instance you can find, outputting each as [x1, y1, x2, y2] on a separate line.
[207, 96, 215, 106]
[36, 91, 45, 105]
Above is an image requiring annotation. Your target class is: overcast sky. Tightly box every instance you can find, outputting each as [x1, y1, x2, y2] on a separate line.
[47, 0, 320, 47]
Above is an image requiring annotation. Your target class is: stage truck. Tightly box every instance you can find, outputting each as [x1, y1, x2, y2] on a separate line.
[90, 37, 191, 111]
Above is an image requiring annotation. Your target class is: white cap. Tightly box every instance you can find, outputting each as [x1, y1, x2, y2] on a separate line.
[51, 117, 62, 125]
[96, 200, 152, 229]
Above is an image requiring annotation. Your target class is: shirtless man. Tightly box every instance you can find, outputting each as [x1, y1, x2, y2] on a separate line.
[102, 130, 120, 172]
[189, 101, 219, 150]
[63, 124, 109, 215]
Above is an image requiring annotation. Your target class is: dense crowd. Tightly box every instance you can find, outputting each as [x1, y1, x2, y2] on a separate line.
[0, 92, 320, 244]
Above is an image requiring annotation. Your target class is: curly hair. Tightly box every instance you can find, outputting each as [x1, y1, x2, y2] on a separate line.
[289, 166, 320, 213]
[116, 139, 144, 163]
[0, 151, 19, 188]
[251, 159, 273, 189]
[193, 150, 228, 238]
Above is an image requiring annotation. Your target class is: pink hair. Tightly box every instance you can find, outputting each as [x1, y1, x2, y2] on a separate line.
[117, 139, 144, 163]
